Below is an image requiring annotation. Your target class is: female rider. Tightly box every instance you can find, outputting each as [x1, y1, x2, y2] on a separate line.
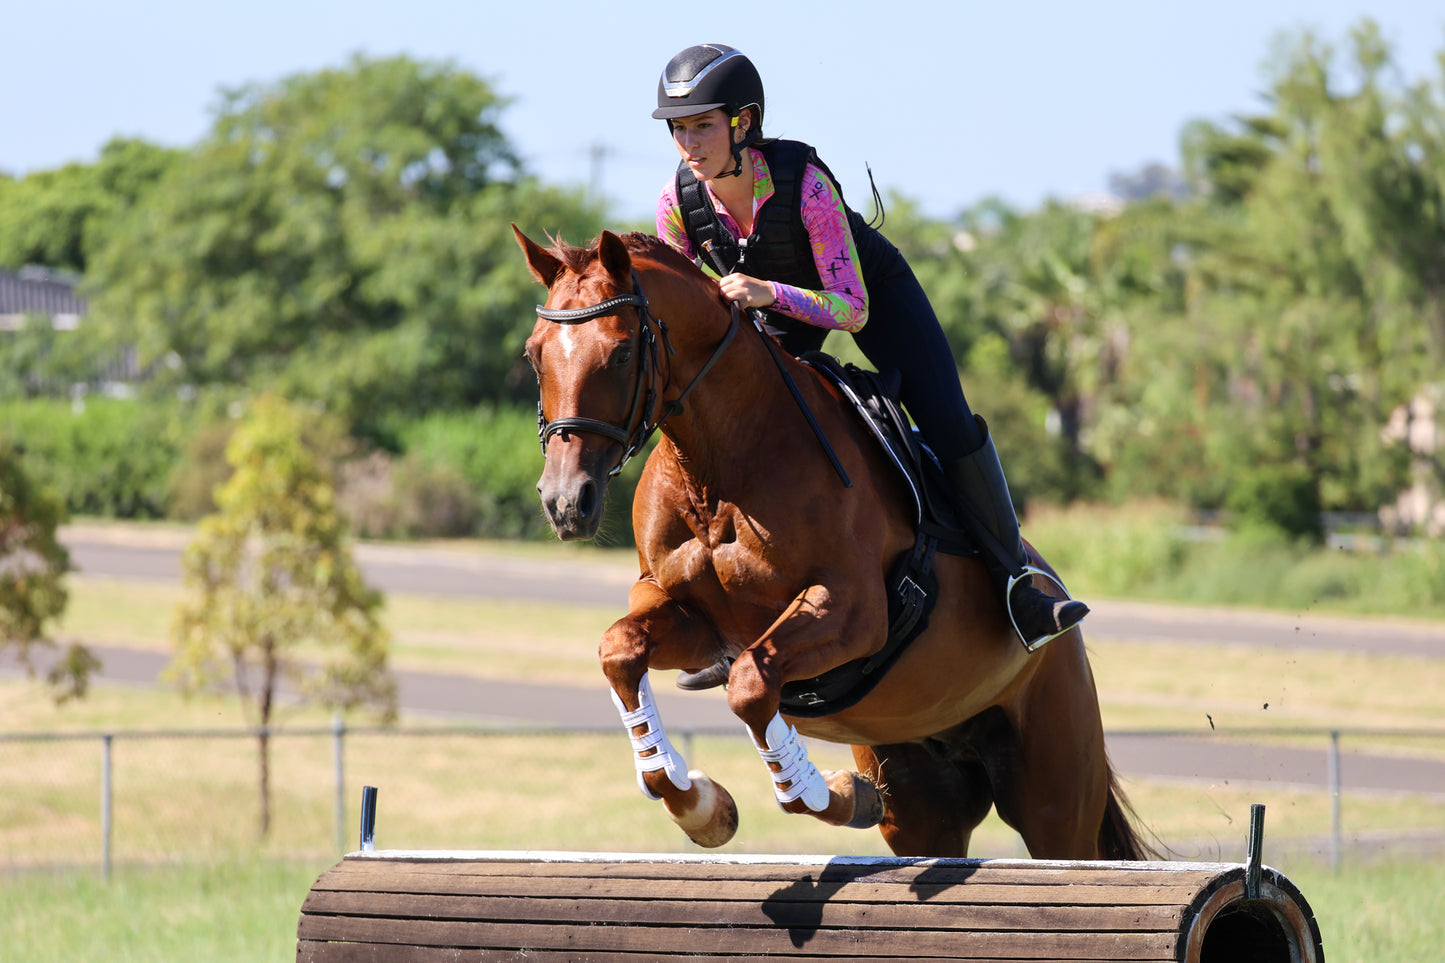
[651, 44, 1087, 675]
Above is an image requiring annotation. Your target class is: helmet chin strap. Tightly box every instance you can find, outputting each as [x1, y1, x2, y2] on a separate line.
[717, 117, 759, 178]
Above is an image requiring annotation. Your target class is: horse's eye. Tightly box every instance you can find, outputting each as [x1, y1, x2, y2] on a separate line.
[612, 347, 633, 368]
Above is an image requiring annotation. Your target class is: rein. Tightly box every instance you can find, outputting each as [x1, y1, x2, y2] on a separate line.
[535, 269, 738, 477]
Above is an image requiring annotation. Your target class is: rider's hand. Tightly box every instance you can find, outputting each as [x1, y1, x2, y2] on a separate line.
[718, 273, 776, 311]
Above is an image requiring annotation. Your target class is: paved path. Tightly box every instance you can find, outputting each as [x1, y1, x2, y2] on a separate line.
[9, 525, 1440, 800]
[8, 641, 1441, 799]
[60, 524, 1445, 658]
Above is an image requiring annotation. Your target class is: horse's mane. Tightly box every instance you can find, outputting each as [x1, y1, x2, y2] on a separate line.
[547, 231, 707, 283]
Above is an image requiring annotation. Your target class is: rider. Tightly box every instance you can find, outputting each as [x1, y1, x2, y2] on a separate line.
[651, 43, 1088, 666]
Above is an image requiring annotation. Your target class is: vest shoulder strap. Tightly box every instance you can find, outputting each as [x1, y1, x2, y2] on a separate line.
[674, 163, 738, 275]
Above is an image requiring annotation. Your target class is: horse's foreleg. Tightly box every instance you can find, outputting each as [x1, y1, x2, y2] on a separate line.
[727, 584, 886, 830]
[600, 583, 738, 848]
[744, 713, 884, 829]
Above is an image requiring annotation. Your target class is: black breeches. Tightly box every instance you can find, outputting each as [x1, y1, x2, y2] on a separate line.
[764, 243, 981, 460]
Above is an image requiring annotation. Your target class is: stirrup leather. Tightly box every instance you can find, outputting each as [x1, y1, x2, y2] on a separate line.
[1007, 565, 1078, 653]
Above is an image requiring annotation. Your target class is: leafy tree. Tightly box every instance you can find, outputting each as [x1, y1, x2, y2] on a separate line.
[927, 198, 1122, 502]
[88, 55, 604, 434]
[0, 138, 179, 272]
[169, 395, 395, 837]
[1161, 22, 1439, 528]
[0, 439, 94, 700]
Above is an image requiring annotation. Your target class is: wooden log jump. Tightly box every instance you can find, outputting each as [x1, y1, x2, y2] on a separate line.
[296, 850, 1324, 962]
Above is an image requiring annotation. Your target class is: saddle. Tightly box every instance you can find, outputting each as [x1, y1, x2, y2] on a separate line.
[771, 353, 978, 717]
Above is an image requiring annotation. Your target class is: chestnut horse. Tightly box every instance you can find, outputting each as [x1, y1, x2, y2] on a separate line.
[514, 226, 1151, 860]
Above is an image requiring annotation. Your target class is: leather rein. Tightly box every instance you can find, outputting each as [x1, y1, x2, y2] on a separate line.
[534, 269, 739, 478]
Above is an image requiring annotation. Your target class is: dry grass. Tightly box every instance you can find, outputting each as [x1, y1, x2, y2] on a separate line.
[9, 540, 1440, 870]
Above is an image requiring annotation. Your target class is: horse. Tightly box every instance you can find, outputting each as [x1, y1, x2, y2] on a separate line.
[513, 225, 1152, 860]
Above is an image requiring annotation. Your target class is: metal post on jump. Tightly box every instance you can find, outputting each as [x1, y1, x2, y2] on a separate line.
[1245, 803, 1265, 900]
[360, 785, 378, 853]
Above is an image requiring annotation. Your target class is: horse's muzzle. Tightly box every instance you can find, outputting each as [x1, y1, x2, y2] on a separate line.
[538, 466, 608, 541]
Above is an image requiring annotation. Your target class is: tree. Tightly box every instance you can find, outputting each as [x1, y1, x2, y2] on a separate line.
[1162, 21, 1440, 526]
[0, 439, 95, 699]
[88, 55, 604, 434]
[0, 138, 178, 272]
[169, 395, 396, 837]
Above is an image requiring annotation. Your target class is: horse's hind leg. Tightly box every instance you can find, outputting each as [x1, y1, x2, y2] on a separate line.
[852, 742, 995, 857]
[986, 634, 1113, 859]
[600, 583, 738, 848]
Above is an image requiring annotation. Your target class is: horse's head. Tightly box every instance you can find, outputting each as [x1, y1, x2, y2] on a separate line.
[514, 226, 662, 541]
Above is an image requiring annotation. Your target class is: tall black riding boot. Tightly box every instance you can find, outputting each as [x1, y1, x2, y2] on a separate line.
[944, 418, 1089, 651]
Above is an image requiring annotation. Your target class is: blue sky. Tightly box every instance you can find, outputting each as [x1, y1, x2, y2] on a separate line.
[4, 1, 1442, 220]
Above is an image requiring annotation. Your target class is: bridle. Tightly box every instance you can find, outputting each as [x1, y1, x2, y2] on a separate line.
[534, 268, 739, 477]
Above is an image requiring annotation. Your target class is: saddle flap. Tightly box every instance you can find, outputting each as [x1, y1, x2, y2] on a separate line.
[776, 353, 979, 718]
[800, 351, 965, 538]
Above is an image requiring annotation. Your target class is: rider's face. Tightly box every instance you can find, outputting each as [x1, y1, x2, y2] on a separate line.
[670, 109, 745, 182]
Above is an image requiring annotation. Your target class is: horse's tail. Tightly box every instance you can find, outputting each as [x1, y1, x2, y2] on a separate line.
[1097, 759, 1164, 861]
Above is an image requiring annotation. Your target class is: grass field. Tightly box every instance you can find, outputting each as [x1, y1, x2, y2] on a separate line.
[3, 517, 1444, 959]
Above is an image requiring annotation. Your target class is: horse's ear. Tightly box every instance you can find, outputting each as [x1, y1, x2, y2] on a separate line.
[513, 224, 564, 287]
[597, 230, 632, 282]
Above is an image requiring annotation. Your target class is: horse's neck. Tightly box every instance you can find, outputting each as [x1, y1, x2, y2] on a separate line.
[654, 290, 783, 487]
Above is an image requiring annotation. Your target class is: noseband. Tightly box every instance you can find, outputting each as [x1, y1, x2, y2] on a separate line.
[535, 268, 739, 477]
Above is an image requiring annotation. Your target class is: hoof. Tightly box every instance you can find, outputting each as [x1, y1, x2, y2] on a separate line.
[665, 772, 738, 848]
[816, 770, 885, 829]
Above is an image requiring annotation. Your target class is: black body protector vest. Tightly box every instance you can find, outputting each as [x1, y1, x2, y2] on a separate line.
[678, 141, 958, 716]
[675, 139, 883, 353]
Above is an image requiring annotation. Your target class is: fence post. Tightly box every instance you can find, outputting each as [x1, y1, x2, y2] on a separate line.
[333, 714, 346, 855]
[1328, 729, 1342, 871]
[101, 733, 113, 881]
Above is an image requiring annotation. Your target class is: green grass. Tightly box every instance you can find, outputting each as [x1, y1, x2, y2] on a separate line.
[1, 859, 318, 962]
[1288, 859, 1445, 961]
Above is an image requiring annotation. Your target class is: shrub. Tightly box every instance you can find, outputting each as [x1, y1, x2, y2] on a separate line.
[335, 450, 482, 540]
[395, 405, 556, 541]
[0, 397, 189, 518]
[1224, 463, 1324, 544]
[1024, 499, 1191, 598]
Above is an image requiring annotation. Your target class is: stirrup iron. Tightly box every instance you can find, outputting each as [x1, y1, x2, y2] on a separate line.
[1007, 565, 1079, 652]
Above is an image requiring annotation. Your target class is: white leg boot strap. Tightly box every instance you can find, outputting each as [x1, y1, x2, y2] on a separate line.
[751, 714, 830, 812]
[611, 673, 692, 800]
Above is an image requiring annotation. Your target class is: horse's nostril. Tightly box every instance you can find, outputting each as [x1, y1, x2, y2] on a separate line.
[578, 480, 598, 518]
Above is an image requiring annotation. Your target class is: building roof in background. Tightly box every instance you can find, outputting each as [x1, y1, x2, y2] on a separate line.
[0, 266, 88, 329]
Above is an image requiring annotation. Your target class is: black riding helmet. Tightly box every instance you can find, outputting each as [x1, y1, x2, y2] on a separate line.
[653, 44, 764, 177]
[652, 44, 764, 124]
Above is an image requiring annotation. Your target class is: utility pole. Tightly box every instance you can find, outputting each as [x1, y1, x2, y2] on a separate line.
[587, 141, 610, 200]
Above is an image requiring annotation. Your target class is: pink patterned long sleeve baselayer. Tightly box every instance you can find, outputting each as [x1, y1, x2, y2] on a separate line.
[656, 148, 869, 333]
